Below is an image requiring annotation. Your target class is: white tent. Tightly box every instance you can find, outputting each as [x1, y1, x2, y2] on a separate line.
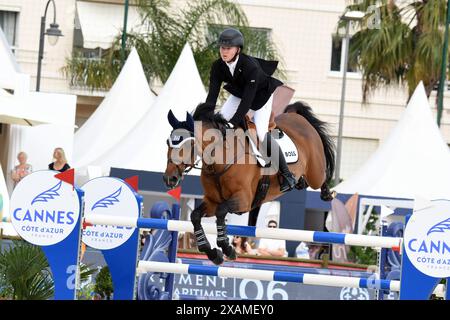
[334, 82, 450, 200]
[91, 43, 206, 173]
[73, 48, 155, 170]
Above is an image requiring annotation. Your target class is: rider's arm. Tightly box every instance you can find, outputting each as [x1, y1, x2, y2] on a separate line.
[229, 67, 258, 127]
[205, 61, 223, 113]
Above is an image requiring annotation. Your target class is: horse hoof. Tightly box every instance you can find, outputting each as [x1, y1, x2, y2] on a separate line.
[224, 247, 237, 260]
[295, 177, 308, 190]
[209, 248, 224, 265]
[320, 190, 335, 202]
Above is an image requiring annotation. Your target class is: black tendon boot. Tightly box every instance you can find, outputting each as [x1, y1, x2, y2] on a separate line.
[264, 132, 297, 192]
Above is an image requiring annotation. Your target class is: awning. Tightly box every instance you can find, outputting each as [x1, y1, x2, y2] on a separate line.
[76, 1, 147, 50]
[0, 90, 77, 127]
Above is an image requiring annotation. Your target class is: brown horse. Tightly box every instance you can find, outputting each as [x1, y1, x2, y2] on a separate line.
[163, 101, 335, 265]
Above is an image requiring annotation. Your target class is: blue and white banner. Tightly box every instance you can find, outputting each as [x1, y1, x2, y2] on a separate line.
[82, 177, 139, 250]
[10, 170, 80, 246]
[9, 170, 83, 300]
[404, 199, 450, 278]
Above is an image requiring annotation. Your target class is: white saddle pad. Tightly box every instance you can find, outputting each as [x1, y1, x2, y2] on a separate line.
[248, 131, 299, 167]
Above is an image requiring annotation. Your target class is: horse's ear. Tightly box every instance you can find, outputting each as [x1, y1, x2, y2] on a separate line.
[167, 110, 179, 128]
[186, 112, 194, 132]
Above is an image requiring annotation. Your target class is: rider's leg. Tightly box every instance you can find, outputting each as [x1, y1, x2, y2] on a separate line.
[254, 95, 297, 192]
[220, 95, 241, 121]
[190, 202, 224, 265]
[264, 132, 297, 192]
[253, 95, 273, 142]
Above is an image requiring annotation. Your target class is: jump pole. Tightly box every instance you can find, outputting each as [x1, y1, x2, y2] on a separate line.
[137, 261, 446, 296]
[84, 215, 402, 250]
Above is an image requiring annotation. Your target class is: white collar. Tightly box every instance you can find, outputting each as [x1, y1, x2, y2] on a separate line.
[226, 55, 239, 75]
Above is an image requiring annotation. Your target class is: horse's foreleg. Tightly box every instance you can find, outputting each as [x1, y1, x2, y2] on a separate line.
[215, 202, 237, 260]
[190, 202, 224, 265]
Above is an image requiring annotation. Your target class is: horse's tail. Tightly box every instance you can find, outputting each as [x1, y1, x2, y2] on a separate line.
[284, 101, 336, 183]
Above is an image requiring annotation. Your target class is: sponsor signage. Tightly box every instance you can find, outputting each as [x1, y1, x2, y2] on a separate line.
[404, 199, 450, 278]
[82, 177, 139, 250]
[10, 170, 80, 246]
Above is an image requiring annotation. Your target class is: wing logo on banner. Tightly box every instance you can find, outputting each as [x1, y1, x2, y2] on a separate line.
[92, 187, 122, 210]
[427, 217, 450, 236]
[31, 181, 62, 205]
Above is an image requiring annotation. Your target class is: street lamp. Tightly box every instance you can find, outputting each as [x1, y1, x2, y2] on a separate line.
[36, 0, 63, 92]
[334, 10, 365, 186]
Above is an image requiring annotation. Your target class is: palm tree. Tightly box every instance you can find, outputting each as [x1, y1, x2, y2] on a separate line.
[340, 0, 449, 104]
[0, 241, 53, 300]
[63, 0, 285, 91]
[0, 240, 95, 300]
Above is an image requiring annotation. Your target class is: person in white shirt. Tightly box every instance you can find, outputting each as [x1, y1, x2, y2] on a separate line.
[257, 220, 287, 257]
[295, 242, 310, 259]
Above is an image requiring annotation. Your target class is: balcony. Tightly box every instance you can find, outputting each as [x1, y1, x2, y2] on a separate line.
[62, 54, 121, 92]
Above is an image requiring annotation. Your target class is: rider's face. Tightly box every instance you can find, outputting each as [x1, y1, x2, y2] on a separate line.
[220, 46, 239, 63]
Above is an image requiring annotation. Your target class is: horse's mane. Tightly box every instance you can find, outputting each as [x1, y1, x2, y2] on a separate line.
[192, 103, 229, 131]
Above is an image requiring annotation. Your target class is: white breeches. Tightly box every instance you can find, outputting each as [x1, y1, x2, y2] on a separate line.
[220, 94, 273, 141]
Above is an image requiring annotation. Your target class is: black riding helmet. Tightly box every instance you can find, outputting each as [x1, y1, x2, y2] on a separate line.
[218, 28, 244, 48]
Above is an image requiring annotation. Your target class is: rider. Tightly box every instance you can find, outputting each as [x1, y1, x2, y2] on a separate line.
[204, 27, 297, 192]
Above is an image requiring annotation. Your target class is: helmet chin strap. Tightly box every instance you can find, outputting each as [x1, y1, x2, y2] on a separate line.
[228, 47, 241, 63]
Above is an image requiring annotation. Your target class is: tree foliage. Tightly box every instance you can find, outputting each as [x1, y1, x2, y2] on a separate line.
[0, 240, 95, 300]
[63, 0, 285, 91]
[0, 241, 53, 300]
[94, 266, 113, 300]
[340, 0, 449, 102]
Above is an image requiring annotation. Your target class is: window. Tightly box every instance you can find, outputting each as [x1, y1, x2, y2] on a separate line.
[330, 36, 358, 73]
[0, 10, 18, 48]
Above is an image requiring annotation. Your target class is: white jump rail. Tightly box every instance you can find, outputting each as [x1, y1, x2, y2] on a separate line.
[84, 214, 402, 250]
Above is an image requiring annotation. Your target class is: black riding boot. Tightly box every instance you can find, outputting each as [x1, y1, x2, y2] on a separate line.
[263, 133, 297, 193]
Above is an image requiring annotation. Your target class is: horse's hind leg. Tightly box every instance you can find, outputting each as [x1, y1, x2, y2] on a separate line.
[216, 202, 237, 260]
[190, 202, 224, 265]
[320, 182, 335, 201]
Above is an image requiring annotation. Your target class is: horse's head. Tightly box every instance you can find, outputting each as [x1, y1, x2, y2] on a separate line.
[163, 110, 196, 189]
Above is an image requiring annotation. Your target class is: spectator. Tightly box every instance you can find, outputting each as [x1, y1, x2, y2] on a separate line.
[140, 231, 150, 247]
[295, 242, 310, 259]
[308, 243, 327, 260]
[48, 147, 70, 172]
[257, 220, 287, 257]
[232, 236, 254, 255]
[11, 151, 32, 188]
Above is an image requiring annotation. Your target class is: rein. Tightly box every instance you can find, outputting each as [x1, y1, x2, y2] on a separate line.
[169, 122, 251, 202]
[199, 130, 249, 202]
